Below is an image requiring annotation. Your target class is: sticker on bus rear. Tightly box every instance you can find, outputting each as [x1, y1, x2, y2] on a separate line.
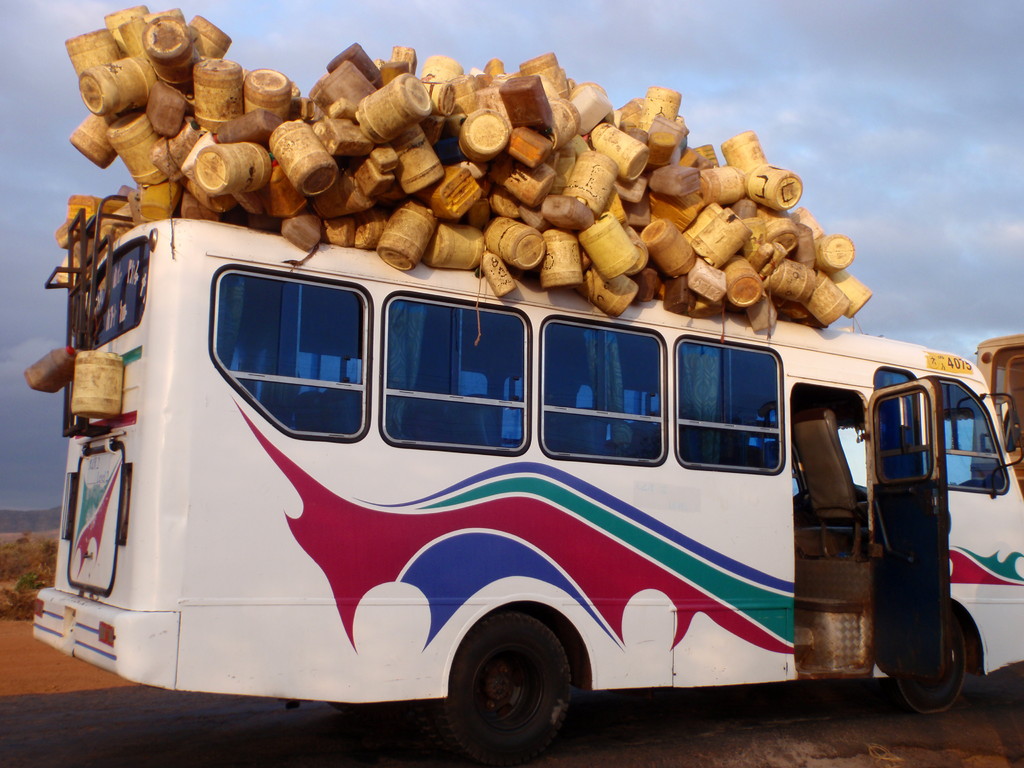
[69, 449, 124, 595]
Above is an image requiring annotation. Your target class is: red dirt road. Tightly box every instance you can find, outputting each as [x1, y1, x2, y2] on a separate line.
[0, 620, 136, 697]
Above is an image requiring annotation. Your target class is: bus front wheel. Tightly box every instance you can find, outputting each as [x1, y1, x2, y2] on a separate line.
[880, 618, 966, 714]
[433, 611, 571, 766]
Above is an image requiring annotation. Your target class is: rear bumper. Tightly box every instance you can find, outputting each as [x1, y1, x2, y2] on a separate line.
[33, 588, 180, 689]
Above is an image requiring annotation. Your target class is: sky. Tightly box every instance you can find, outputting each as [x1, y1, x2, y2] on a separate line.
[1, 0, 1022, 509]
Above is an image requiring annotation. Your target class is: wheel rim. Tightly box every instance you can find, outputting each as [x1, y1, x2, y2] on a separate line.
[473, 649, 542, 732]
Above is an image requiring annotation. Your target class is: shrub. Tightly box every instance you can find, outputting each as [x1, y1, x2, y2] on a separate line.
[0, 534, 57, 621]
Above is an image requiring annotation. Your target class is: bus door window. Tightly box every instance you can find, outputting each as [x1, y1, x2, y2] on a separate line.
[876, 391, 932, 481]
[871, 368, 922, 481]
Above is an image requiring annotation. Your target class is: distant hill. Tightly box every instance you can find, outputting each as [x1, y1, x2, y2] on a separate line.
[0, 508, 61, 534]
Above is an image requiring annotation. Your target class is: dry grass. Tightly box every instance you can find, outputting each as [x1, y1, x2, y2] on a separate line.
[0, 534, 57, 620]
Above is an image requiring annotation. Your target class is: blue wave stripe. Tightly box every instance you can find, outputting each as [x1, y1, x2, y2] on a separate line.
[401, 532, 614, 646]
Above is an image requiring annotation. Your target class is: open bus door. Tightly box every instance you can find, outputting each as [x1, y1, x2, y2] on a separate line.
[868, 377, 951, 683]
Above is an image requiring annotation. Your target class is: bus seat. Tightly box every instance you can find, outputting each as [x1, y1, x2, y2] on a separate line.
[575, 385, 594, 409]
[290, 387, 326, 432]
[458, 370, 488, 397]
[792, 408, 864, 557]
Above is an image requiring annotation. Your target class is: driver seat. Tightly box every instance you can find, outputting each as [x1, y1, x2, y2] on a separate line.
[793, 408, 865, 557]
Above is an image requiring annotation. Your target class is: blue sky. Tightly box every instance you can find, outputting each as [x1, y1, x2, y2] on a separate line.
[2, 0, 1022, 508]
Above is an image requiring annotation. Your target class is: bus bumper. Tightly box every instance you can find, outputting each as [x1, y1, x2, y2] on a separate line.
[33, 588, 180, 690]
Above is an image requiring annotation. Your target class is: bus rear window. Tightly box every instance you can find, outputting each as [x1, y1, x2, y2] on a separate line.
[212, 271, 367, 440]
[96, 238, 149, 346]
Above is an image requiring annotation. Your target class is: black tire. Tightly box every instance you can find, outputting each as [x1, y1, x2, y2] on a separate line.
[880, 618, 966, 713]
[433, 611, 571, 766]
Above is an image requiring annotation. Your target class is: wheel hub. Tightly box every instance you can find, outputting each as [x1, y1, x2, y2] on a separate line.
[482, 658, 516, 710]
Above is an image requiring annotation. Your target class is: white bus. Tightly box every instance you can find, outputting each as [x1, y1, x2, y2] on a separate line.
[34, 211, 1024, 765]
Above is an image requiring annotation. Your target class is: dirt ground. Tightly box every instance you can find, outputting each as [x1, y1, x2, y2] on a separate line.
[5, 614, 1024, 766]
[0, 619, 137, 697]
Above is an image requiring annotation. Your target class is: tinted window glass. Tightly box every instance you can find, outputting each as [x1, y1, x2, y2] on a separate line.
[542, 322, 663, 462]
[874, 369, 914, 389]
[384, 299, 526, 451]
[876, 390, 931, 480]
[942, 380, 1007, 492]
[214, 272, 365, 438]
[677, 341, 780, 471]
[97, 239, 149, 345]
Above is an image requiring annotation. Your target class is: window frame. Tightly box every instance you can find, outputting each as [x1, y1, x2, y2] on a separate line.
[379, 292, 531, 456]
[209, 265, 372, 443]
[674, 336, 784, 475]
[539, 316, 667, 467]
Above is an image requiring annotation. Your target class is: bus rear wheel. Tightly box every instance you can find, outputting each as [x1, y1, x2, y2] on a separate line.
[433, 611, 571, 766]
[881, 618, 966, 714]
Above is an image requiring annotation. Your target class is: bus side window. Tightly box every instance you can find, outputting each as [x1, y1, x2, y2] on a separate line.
[212, 271, 367, 439]
[540, 321, 664, 463]
[676, 340, 782, 472]
[383, 298, 527, 452]
[941, 380, 1008, 493]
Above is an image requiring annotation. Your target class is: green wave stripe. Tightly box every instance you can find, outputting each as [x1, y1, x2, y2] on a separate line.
[959, 547, 1024, 583]
[425, 476, 793, 643]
